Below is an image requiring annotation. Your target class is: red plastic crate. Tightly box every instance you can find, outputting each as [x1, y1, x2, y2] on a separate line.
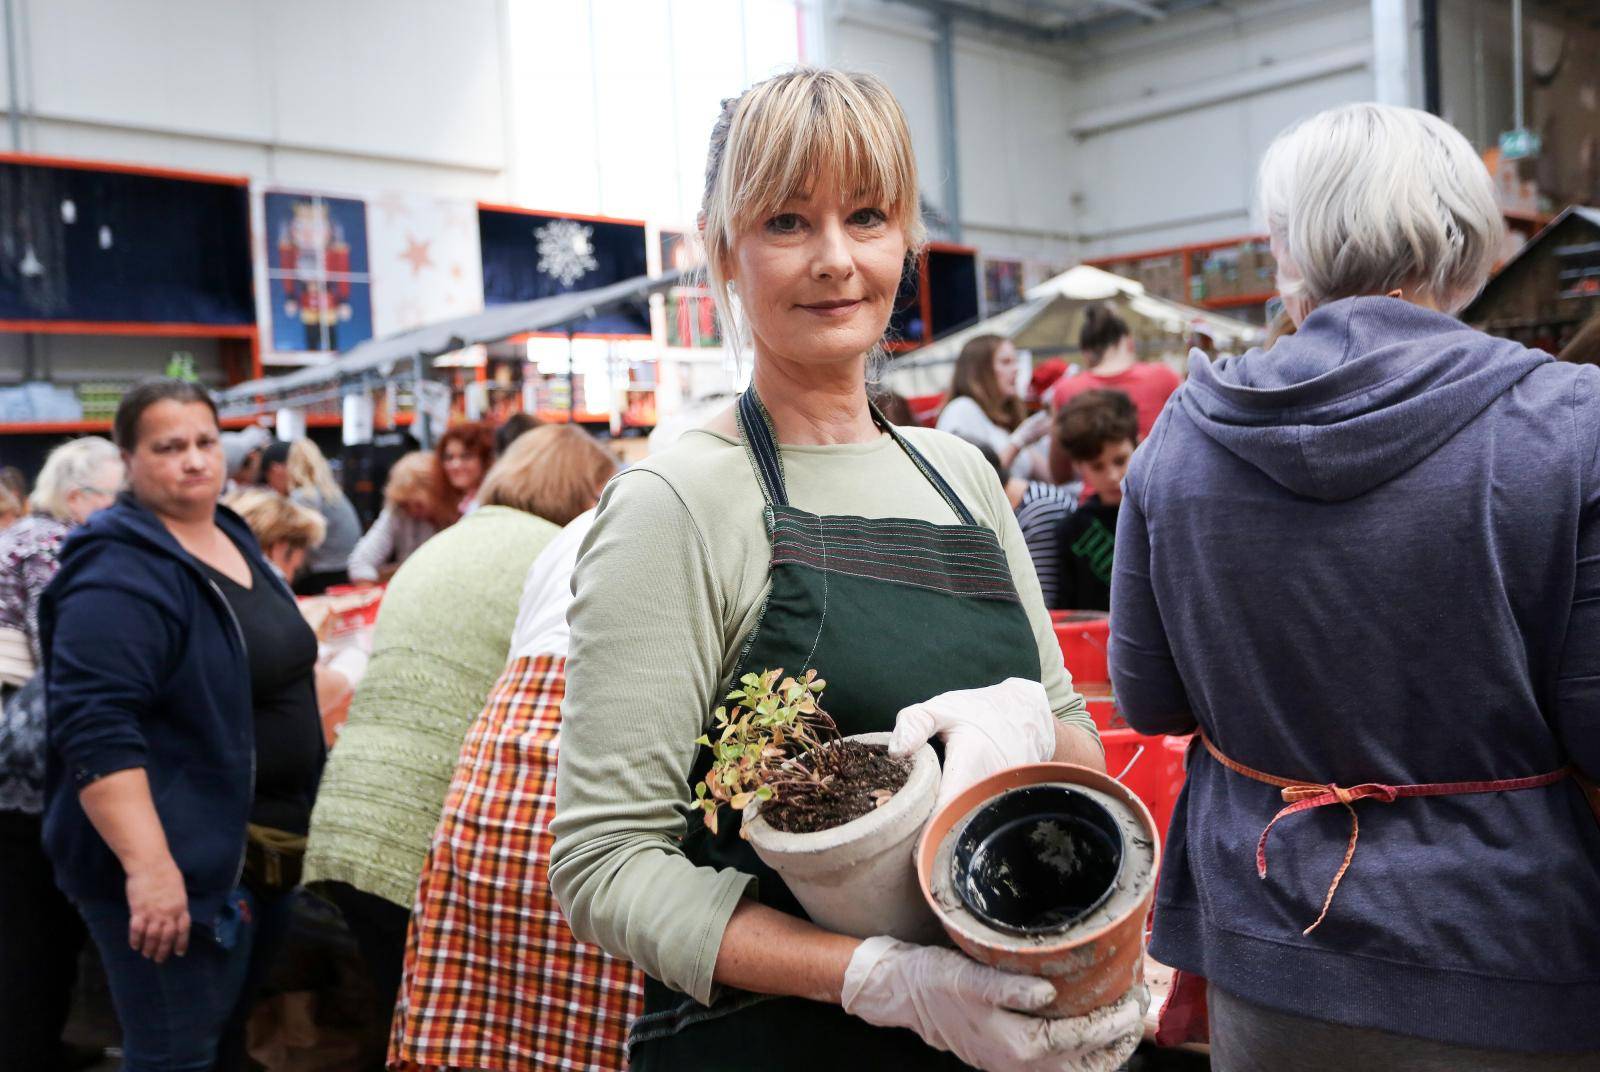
[319, 584, 385, 635]
[1052, 611, 1109, 688]
[1102, 729, 1190, 843]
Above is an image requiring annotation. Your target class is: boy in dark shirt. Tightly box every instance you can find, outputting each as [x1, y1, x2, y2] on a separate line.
[1053, 389, 1138, 610]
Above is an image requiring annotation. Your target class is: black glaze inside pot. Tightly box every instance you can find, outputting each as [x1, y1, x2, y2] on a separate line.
[952, 784, 1125, 936]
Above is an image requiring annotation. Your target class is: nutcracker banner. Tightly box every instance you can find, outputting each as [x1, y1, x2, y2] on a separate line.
[477, 205, 650, 337]
[262, 190, 374, 355]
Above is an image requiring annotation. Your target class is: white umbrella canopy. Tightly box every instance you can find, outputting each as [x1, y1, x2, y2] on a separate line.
[880, 264, 1263, 397]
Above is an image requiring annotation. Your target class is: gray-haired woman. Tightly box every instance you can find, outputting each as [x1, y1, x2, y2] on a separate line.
[1113, 102, 1600, 1068]
[0, 435, 123, 1070]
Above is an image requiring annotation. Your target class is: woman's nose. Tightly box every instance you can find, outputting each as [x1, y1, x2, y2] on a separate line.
[810, 220, 854, 280]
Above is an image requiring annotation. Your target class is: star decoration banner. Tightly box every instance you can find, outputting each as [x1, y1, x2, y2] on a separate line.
[478, 206, 650, 337]
[367, 191, 484, 339]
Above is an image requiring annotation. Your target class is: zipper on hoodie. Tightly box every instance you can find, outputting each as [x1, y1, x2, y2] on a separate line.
[205, 575, 255, 889]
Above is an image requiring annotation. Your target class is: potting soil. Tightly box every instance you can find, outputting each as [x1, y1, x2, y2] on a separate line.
[761, 741, 912, 834]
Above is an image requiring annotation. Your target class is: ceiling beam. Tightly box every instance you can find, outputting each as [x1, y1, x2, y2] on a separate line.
[1097, 0, 1169, 19]
[892, 0, 1189, 43]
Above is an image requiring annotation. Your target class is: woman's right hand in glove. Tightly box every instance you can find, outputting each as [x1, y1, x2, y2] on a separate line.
[841, 936, 1145, 1072]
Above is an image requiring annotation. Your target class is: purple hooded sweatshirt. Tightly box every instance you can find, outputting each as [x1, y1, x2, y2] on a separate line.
[1111, 296, 1600, 1052]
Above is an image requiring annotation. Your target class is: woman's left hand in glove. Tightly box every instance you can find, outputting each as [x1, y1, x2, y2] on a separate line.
[890, 677, 1058, 812]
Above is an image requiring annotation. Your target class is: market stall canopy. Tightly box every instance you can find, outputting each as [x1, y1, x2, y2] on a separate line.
[216, 267, 685, 413]
[880, 264, 1262, 397]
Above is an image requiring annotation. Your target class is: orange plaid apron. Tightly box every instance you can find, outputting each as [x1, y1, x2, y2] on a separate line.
[390, 654, 643, 1071]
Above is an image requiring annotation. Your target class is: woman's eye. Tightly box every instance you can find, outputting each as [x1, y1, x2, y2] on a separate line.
[849, 208, 887, 227]
[765, 214, 803, 234]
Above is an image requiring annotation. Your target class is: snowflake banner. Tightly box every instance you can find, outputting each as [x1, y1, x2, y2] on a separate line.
[478, 206, 650, 337]
[535, 219, 599, 287]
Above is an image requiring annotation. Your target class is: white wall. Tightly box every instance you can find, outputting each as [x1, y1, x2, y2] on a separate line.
[1064, 0, 1376, 257]
[823, 0, 1381, 264]
[0, 0, 805, 215]
[503, 0, 803, 226]
[4, 0, 509, 197]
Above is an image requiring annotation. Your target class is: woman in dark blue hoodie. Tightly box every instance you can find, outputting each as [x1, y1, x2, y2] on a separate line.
[42, 380, 324, 1071]
[1112, 103, 1600, 1068]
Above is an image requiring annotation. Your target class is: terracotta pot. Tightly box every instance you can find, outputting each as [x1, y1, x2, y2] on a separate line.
[916, 762, 1159, 1018]
[746, 731, 942, 943]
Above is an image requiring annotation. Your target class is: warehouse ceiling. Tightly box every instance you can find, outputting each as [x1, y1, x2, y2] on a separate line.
[886, 0, 1221, 41]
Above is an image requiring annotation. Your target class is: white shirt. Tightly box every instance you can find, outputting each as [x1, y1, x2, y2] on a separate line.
[507, 509, 596, 661]
[935, 396, 1046, 481]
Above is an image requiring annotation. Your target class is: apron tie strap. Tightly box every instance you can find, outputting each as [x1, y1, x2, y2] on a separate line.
[1199, 731, 1572, 937]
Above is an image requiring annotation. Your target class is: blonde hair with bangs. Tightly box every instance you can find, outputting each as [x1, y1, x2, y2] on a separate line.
[700, 68, 924, 358]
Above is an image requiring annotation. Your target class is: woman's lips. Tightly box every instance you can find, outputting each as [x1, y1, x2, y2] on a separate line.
[797, 299, 862, 318]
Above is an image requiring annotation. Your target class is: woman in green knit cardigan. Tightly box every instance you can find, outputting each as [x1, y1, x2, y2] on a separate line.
[303, 425, 618, 1044]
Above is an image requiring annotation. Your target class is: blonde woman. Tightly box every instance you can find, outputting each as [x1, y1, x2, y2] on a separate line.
[550, 69, 1141, 1072]
[258, 439, 359, 593]
[225, 488, 368, 764]
[346, 452, 441, 584]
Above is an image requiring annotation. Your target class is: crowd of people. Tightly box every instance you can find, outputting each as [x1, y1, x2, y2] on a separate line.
[0, 63, 1597, 1072]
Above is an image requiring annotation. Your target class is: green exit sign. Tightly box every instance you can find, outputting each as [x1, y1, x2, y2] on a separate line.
[1500, 128, 1542, 161]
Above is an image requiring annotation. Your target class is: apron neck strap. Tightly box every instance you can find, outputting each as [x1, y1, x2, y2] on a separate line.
[735, 385, 978, 525]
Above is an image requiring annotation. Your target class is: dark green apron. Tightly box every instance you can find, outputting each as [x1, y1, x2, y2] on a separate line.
[631, 387, 1044, 1070]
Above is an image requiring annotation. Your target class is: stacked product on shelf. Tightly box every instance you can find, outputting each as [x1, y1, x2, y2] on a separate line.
[1190, 240, 1273, 304]
[0, 382, 85, 423]
[76, 381, 131, 422]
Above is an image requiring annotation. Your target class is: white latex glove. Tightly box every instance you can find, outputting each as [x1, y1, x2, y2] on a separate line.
[891, 678, 1057, 813]
[1009, 410, 1053, 450]
[842, 936, 1147, 1072]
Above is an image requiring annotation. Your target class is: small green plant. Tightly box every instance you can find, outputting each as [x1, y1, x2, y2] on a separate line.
[695, 668, 838, 836]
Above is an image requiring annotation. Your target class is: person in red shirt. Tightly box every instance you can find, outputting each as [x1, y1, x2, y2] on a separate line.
[1048, 303, 1180, 482]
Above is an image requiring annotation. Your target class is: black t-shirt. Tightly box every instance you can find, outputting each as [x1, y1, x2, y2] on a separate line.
[1054, 496, 1120, 612]
[200, 554, 324, 834]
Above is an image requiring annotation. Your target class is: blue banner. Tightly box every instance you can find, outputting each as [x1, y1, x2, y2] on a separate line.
[0, 162, 253, 324]
[264, 192, 374, 354]
[478, 208, 650, 336]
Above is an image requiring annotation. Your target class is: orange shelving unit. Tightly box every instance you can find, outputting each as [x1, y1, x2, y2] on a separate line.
[0, 151, 262, 437]
[1086, 234, 1276, 318]
[887, 240, 981, 352]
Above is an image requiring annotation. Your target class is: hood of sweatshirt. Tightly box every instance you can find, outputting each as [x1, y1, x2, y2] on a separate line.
[50, 493, 283, 609]
[1179, 296, 1552, 502]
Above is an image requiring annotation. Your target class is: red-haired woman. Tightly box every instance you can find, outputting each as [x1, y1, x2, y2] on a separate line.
[434, 422, 495, 519]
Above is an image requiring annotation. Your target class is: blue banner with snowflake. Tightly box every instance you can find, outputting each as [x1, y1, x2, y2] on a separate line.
[478, 207, 650, 337]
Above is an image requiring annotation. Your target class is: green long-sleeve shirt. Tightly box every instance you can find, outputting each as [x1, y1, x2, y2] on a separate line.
[549, 426, 1096, 1006]
[304, 505, 559, 907]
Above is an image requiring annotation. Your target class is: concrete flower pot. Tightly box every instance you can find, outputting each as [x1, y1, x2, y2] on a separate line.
[917, 762, 1160, 1018]
[744, 731, 942, 943]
